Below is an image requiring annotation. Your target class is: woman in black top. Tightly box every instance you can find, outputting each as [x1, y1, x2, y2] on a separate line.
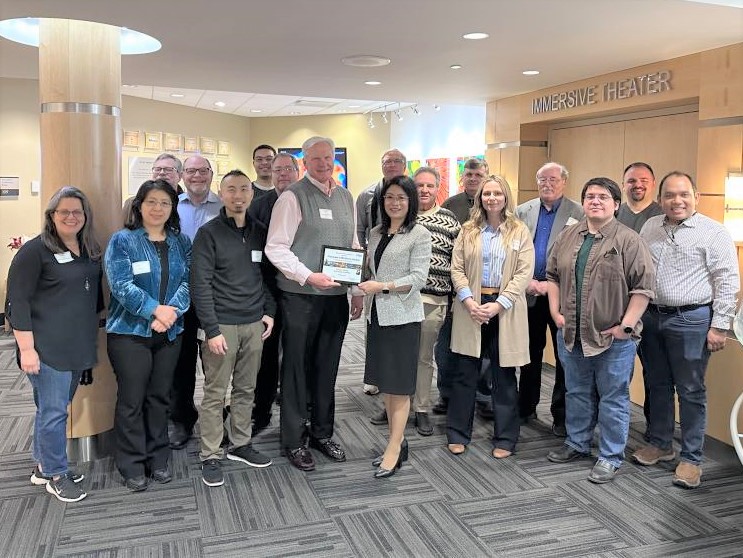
[6, 186, 102, 503]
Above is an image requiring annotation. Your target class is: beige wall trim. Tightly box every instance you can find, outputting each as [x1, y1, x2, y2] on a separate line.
[549, 104, 698, 131]
[41, 102, 120, 116]
[698, 116, 743, 128]
[487, 140, 547, 150]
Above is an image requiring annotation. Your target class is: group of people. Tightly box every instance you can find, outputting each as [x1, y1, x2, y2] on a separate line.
[5, 137, 739, 504]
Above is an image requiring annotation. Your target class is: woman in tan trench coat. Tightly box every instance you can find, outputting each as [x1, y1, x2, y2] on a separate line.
[448, 175, 534, 458]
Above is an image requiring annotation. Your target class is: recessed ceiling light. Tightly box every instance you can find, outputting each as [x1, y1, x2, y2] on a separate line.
[462, 32, 489, 40]
[0, 18, 161, 54]
[450, 64, 463, 70]
[522, 70, 540, 76]
[364, 80, 382, 86]
[341, 55, 391, 68]
[250, 109, 262, 113]
[170, 93, 185, 98]
[213, 101, 226, 107]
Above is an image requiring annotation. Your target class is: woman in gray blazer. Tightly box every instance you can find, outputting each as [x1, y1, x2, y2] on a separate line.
[359, 175, 432, 478]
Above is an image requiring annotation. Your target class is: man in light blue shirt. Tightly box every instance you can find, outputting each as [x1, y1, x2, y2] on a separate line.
[169, 155, 223, 449]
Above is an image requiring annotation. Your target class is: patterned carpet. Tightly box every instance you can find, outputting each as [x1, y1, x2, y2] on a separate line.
[1, 320, 742, 558]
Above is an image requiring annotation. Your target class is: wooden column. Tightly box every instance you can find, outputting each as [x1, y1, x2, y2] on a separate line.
[39, 19, 122, 438]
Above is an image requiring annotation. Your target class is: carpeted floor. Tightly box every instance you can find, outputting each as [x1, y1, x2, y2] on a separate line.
[1, 320, 742, 557]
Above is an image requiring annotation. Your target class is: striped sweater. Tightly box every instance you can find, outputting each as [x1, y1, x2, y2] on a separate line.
[416, 206, 461, 296]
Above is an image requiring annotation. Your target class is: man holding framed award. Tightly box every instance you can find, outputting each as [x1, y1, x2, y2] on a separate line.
[265, 136, 364, 472]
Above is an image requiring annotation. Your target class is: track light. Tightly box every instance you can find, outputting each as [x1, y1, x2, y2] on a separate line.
[367, 113, 375, 128]
[433, 104, 441, 111]
[395, 109, 403, 121]
[382, 112, 388, 124]
[412, 104, 420, 116]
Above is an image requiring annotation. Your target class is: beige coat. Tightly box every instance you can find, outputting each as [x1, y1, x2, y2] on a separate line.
[450, 221, 534, 367]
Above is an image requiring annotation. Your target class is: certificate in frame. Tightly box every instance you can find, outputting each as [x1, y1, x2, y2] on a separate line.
[217, 140, 231, 156]
[164, 133, 183, 152]
[144, 131, 162, 152]
[321, 245, 365, 285]
[200, 136, 216, 154]
[184, 136, 199, 153]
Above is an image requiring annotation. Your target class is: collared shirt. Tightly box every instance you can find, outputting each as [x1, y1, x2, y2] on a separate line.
[457, 223, 512, 310]
[533, 197, 562, 280]
[640, 212, 739, 330]
[547, 218, 655, 356]
[177, 191, 223, 241]
[265, 173, 362, 293]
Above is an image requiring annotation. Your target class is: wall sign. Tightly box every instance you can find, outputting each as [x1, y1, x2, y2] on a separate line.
[0, 176, 20, 197]
[531, 70, 672, 114]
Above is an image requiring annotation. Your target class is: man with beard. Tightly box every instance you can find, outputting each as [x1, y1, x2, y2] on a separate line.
[617, 162, 663, 232]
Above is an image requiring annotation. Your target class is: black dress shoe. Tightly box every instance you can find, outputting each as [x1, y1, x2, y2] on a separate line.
[431, 398, 448, 415]
[372, 439, 408, 467]
[151, 467, 172, 484]
[309, 438, 346, 462]
[415, 412, 434, 436]
[374, 443, 407, 479]
[169, 423, 191, 450]
[125, 476, 149, 492]
[369, 409, 388, 425]
[551, 423, 567, 437]
[547, 445, 590, 463]
[287, 447, 316, 471]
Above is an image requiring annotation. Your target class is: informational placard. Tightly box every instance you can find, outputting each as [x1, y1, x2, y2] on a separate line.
[128, 156, 155, 195]
[0, 176, 20, 197]
[321, 245, 365, 285]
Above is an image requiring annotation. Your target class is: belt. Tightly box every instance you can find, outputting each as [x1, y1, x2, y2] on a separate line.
[480, 287, 500, 296]
[649, 302, 711, 314]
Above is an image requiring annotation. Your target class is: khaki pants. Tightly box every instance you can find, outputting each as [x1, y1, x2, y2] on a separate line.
[199, 322, 264, 461]
[413, 302, 447, 412]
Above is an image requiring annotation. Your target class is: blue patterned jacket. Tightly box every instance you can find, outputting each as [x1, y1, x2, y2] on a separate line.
[105, 227, 191, 341]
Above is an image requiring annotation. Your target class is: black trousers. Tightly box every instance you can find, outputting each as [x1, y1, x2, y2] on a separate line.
[169, 306, 199, 430]
[108, 332, 182, 479]
[518, 295, 565, 425]
[253, 302, 283, 425]
[279, 292, 348, 450]
[447, 308, 519, 451]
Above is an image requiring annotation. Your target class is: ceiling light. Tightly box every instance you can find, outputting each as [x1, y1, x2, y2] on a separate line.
[365, 80, 382, 86]
[522, 70, 540, 76]
[433, 104, 441, 111]
[348, 104, 361, 108]
[250, 109, 262, 113]
[170, 93, 185, 98]
[213, 101, 226, 107]
[367, 114, 375, 128]
[381, 112, 388, 124]
[122, 84, 137, 88]
[341, 55, 391, 67]
[412, 104, 421, 116]
[0, 18, 161, 54]
[394, 109, 403, 122]
[462, 32, 489, 40]
[450, 64, 463, 70]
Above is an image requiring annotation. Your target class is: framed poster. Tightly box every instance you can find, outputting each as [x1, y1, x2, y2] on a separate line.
[164, 133, 183, 152]
[123, 130, 140, 151]
[184, 136, 199, 153]
[217, 140, 231, 156]
[200, 137, 216, 154]
[144, 131, 162, 152]
[217, 160, 231, 175]
[128, 156, 156, 195]
[426, 157, 450, 204]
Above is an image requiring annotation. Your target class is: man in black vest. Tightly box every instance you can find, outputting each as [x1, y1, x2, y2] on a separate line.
[266, 136, 364, 471]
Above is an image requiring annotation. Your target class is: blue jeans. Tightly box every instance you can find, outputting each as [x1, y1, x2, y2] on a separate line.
[557, 331, 636, 468]
[28, 362, 82, 477]
[638, 305, 711, 465]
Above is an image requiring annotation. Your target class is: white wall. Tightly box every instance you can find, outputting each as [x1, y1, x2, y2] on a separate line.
[390, 104, 486, 196]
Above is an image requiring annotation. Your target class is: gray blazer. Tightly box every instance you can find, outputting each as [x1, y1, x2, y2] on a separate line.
[515, 195, 584, 254]
[366, 223, 432, 326]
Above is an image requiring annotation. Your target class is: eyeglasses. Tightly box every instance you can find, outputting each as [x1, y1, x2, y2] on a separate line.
[55, 210, 85, 219]
[383, 195, 409, 203]
[254, 156, 275, 163]
[272, 166, 297, 173]
[184, 167, 211, 176]
[152, 166, 178, 174]
[584, 194, 613, 202]
[537, 176, 563, 185]
[143, 199, 173, 209]
[382, 158, 405, 166]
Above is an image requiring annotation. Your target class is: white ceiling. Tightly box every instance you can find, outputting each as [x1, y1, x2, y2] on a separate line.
[0, 0, 741, 117]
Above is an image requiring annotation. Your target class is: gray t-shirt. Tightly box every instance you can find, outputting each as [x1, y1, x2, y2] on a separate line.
[616, 202, 663, 233]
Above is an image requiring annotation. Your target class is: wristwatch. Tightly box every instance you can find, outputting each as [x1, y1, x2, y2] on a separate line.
[622, 324, 633, 335]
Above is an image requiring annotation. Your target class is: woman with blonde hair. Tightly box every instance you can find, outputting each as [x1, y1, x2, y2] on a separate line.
[447, 175, 534, 458]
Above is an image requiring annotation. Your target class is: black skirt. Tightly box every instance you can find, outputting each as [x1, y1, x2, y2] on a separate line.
[363, 301, 421, 395]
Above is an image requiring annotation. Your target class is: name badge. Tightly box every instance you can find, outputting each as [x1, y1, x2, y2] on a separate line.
[132, 260, 151, 275]
[565, 217, 579, 227]
[54, 251, 73, 264]
[251, 250, 262, 263]
[319, 208, 333, 220]
[511, 240, 521, 251]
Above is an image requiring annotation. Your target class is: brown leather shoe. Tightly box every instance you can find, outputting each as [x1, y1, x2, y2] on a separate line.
[673, 461, 702, 488]
[633, 445, 675, 466]
[447, 443, 466, 455]
[287, 447, 316, 472]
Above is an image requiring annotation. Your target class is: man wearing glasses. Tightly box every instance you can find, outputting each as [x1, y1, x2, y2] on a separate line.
[252, 144, 277, 199]
[633, 172, 739, 489]
[169, 155, 223, 450]
[248, 153, 300, 435]
[515, 162, 583, 437]
[122, 153, 183, 221]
